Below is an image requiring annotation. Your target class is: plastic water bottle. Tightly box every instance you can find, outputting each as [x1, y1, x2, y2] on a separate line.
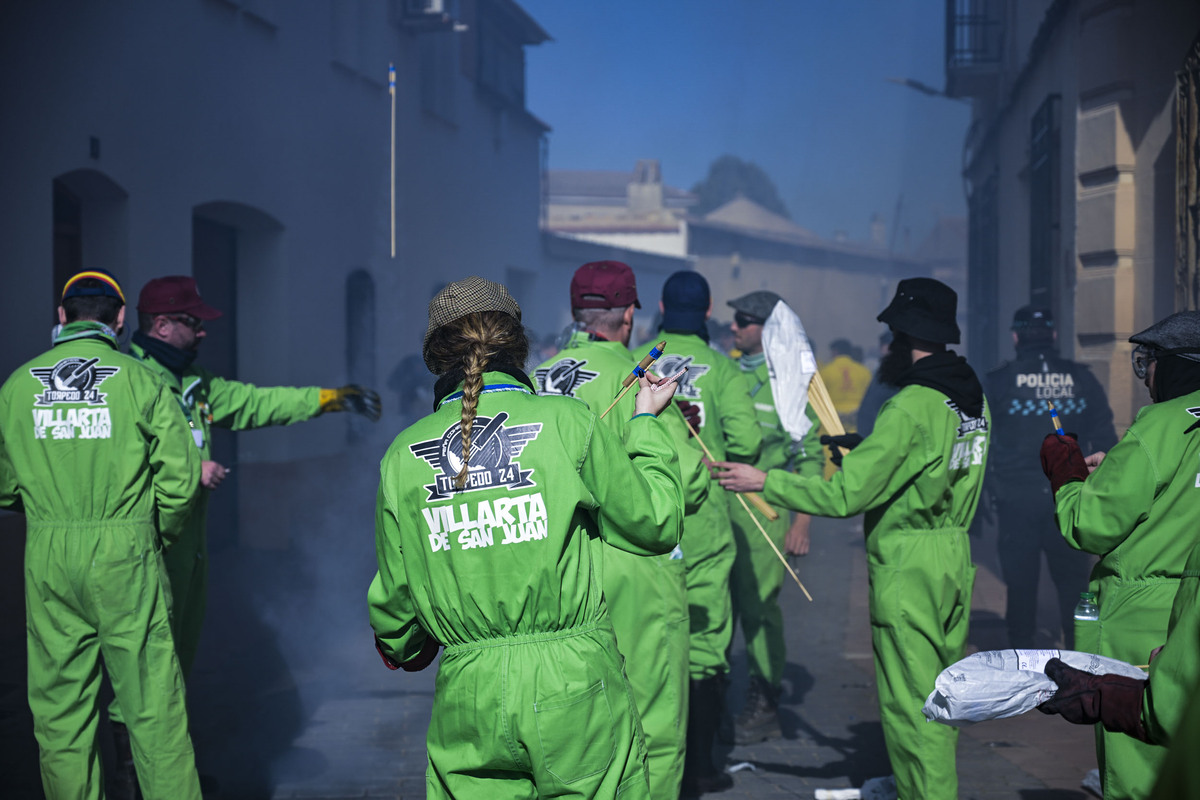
[1074, 591, 1099, 621]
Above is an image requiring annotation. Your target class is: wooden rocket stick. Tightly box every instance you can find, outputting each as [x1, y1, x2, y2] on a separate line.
[735, 492, 813, 601]
[807, 369, 847, 457]
[389, 63, 396, 259]
[679, 413, 779, 522]
[599, 341, 666, 420]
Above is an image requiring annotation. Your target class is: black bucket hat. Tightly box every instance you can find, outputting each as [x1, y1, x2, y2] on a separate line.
[877, 277, 960, 345]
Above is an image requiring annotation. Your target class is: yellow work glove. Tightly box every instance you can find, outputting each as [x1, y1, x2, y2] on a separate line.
[320, 384, 382, 422]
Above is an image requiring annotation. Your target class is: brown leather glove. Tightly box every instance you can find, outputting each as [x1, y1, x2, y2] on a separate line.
[675, 400, 702, 436]
[1039, 433, 1088, 495]
[1036, 657, 1148, 741]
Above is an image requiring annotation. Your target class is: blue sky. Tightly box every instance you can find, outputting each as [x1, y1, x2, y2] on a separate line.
[520, 0, 970, 248]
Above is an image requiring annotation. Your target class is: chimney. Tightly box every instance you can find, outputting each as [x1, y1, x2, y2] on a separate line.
[870, 213, 886, 247]
[628, 159, 664, 216]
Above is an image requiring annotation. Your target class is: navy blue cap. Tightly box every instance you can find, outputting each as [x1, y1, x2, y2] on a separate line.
[660, 271, 710, 334]
[62, 269, 125, 303]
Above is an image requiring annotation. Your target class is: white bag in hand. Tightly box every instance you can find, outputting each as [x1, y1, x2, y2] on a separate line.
[922, 649, 1147, 727]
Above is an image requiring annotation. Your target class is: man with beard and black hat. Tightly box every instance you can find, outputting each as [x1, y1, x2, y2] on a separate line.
[986, 307, 1116, 650]
[107, 275, 382, 796]
[713, 277, 990, 800]
[1037, 310, 1200, 800]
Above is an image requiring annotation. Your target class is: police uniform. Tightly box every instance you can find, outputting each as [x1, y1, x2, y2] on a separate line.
[985, 308, 1116, 648]
[536, 322, 709, 800]
[0, 312, 203, 799]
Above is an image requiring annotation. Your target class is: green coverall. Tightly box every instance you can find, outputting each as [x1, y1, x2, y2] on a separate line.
[535, 330, 710, 799]
[728, 352, 823, 692]
[369, 374, 684, 799]
[1146, 543, 1200, 798]
[761, 384, 988, 800]
[658, 332, 761, 680]
[123, 341, 319, 682]
[0, 322, 203, 800]
[1052, 390, 1200, 799]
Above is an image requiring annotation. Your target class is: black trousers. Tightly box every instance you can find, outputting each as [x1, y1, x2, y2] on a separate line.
[995, 481, 1091, 649]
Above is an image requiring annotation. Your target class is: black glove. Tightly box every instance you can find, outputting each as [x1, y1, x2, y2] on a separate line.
[819, 433, 863, 467]
[676, 400, 702, 436]
[1037, 658, 1148, 741]
[1039, 433, 1087, 495]
[321, 384, 382, 422]
[375, 634, 441, 672]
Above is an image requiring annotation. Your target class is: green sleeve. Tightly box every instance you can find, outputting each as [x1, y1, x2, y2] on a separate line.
[763, 402, 925, 517]
[205, 369, 321, 431]
[580, 414, 684, 556]
[1052, 429, 1154, 554]
[369, 480, 431, 664]
[142, 383, 202, 544]
[791, 404, 824, 479]
[717, 363, 763, 464]
[1143, 548, 1200, 744]
[0, 405, 19, 511]
[659, 402, 711, 514]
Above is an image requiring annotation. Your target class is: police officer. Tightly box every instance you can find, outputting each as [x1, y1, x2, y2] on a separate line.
[110, 275, 382, 789]
[715, 278, 989, 800]
[0, 271, 203, 799]
[655, 270, 762, 795]
[369, 276, 685, 799]
[724, 290, 823, 745]
[1038, 310, 1200, 799]
[533, 261, 709, 799]
[985, 306, 1116, 649]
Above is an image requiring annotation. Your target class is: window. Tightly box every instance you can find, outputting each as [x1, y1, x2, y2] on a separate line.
[1030, 95, 1061, 307]
[968, 173, 1000, 370]
[1178, 34, 1200, 310]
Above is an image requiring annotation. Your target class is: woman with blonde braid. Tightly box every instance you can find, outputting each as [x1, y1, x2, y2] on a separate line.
[368, 277, 686, 799]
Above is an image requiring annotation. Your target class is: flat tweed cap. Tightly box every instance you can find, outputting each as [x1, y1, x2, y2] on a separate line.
[1130, 310, 1200, 363]
[423, 276, 523, 371]
[727, 290, 781, 322]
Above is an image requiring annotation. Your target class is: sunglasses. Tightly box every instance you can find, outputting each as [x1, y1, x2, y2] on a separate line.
[733, 312, 765, 329]
[1131, 345, 1156, 380]
[165, 314, 204, 332]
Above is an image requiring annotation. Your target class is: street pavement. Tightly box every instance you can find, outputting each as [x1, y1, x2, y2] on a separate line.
[0, 509, 1098, 799]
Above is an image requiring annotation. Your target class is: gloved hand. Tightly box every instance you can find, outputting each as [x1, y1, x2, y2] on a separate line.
[320, 384, 382, 421]
[1036, 658, 1148, 740]
[374, 634, 441, 672]
[676, 400, 702, 436]
[1040, 433, 1088, 495]
[819, 433, 863, 467]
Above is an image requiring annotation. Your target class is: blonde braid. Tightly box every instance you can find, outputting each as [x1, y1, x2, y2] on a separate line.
[423, 311, 531, 490]
[455, 337, 490, 488]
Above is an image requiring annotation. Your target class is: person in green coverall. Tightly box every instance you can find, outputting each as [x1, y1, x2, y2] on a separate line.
[657, 270, 763, 796]
[534, 260, 710, 800]
[1036, 310, 1200, 800]
[714, 278, 989, 800]
[724, 291, 824, 745]
[368, 276, 686, 799]
[0, 271, 203, 800]
[109, 275, 382, 795]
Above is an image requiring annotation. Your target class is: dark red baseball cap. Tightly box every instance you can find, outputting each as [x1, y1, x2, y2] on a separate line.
[137, 276, 223, 320]
[570, 261, 641, 310]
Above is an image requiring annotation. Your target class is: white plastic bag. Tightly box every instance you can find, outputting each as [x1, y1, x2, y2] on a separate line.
[922, 649, 1147, 727]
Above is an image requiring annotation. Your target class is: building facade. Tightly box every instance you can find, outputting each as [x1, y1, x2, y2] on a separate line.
[950, 0, 1200, 425]
[0, 0, 550, 547]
